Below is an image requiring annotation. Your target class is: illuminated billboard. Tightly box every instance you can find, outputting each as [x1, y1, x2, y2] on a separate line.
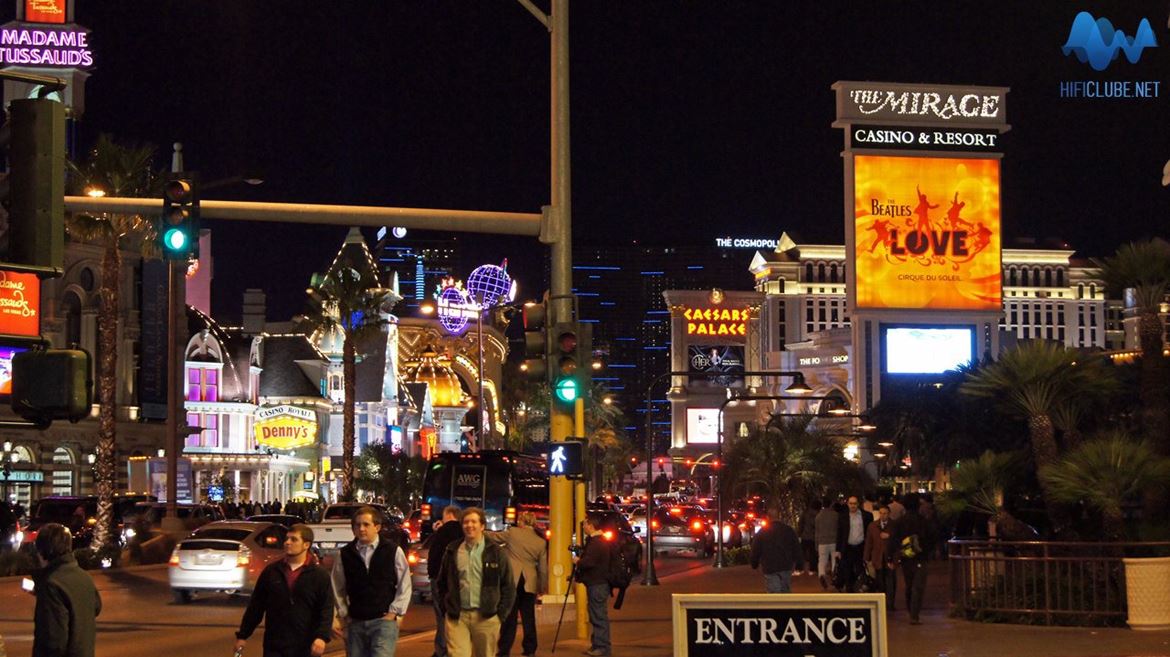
[883, 326, 974, 374]
[254, 405, 319, 450]
[0, 270, 40, 337]
[686, 408, 720, 444]
[853, 155, 1001, 311]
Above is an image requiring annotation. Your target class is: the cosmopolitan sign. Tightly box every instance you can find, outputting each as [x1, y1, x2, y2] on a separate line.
[715, 237, 777, 249]
[683, 307, 750, 339]
[254, 405, 319, 450]
[673, 594, 888, 657]
[833, 81, 1009, 130]
[0, 22, 93, 67]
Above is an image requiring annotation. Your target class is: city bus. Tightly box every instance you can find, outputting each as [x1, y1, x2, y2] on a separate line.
[419, 450, 549, 537]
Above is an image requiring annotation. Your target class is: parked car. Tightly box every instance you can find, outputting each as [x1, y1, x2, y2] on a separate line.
[403, 509, 423, 543]
[21, 494, 156, 549]
[406, 537, 432, 602]
[306, 503, 407, 561]
[126, 502, 224, 539]
[168, 521, 288, 603]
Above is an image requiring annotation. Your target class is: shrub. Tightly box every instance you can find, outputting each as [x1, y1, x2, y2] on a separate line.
[73, 544, 121, 570]
[724, 546, 751, 566]
[0, 548, 39, 577]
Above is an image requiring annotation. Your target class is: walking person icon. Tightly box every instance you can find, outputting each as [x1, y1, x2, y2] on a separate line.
[550, 446, 567, 474]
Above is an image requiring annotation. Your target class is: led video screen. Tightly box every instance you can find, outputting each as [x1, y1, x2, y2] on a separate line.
[883, 326, 974, 374]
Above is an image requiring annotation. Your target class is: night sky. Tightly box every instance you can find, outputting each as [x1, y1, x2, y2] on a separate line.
[16, 1, 1170, 320]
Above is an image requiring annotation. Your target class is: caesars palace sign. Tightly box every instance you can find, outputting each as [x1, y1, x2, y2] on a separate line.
[683, 306, 751, 338]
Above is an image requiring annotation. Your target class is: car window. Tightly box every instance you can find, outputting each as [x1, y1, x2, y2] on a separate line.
[255, 525, 287, 549]
[193, 527, 251, 541]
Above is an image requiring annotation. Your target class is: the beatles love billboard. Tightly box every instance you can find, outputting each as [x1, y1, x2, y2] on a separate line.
[853, 155, 1001, 311]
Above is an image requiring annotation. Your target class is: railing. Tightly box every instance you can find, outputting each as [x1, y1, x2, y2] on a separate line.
[949, 539, 1170, 626]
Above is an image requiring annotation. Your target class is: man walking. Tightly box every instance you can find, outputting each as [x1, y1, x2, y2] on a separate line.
[332, 506, 412, 657]
[813, 497, 838, 590]
[749, 509, 802, 593]
[429, 505, 464, 657]
[436, 507, 516, 657]
[863, 505, 897, 610]
[890, 493, 936, 624]
[31, 523, 101, 657]
[487, 511, 547, 657]
[572, 516, 611, 657]
[835, 496, 873, 592]
[235, 524, 334, 657]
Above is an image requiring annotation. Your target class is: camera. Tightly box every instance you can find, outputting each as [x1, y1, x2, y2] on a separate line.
[568, 544, 584, 557]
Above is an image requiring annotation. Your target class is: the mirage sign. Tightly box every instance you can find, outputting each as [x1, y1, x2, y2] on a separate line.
[672, 594, 888, 657]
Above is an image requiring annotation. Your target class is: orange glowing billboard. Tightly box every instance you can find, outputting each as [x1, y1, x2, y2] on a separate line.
[24, 0, 66, 24]
[853, 155, 1001, 311]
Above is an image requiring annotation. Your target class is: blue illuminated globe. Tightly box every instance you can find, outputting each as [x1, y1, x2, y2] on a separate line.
[438, 286, 472, 334]
[466, 263, 512, 309]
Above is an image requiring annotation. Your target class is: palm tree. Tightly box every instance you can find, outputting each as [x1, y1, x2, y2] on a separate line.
[960, 341, 1117, 524]
[353, 443, 427, 512]
[1040, 431, 1170, 540]
[722, 414, 863, 523]
[300, 265, 392, 500]
[67, 134, 163, 550]
[936, 450, 1035, 540]
[1097, 239, 1170, 445]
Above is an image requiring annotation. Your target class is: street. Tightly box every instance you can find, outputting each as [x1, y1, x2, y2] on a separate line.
[0, 554, 705, 657]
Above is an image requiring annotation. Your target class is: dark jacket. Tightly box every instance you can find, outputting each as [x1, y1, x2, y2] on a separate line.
[750, 521, 802, 574]
[575, 533, 610, 587]
[437, 539, 516, 620]
[428, 520, 464, 580]
[889, 511, 936, 563]
[237, 557, 334, 655]
[836, 509, 874, 552]
[32, 553, 101, 657]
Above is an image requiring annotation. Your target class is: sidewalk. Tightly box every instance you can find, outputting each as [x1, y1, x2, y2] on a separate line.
[392, 562, 1170, 657]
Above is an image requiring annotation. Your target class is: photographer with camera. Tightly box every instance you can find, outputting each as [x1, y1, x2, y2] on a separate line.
[571, 517, 611, 657]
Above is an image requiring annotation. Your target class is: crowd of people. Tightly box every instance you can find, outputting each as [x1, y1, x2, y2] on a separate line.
[752, 491, 940, 624]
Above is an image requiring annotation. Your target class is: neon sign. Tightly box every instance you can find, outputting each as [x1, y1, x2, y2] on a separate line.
[254, 405, 319, 450]
[0, 24, 93, 67]
[683, 306, 750, 338]
[0, 270, 40, 337]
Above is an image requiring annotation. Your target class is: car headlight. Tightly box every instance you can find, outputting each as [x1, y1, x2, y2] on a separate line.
[123, 528, 137, 540]
[11, 530, 23, 545]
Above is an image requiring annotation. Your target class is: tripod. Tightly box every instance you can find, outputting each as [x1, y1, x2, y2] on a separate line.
[550, 564, 577, 654]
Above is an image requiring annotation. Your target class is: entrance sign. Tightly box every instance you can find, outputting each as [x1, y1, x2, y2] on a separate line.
[673, 594, 888, 657]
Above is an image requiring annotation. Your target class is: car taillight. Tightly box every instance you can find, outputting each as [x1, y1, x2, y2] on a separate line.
[505, 506, 516, 523]
[650, 520, 660, 530]
[407, 552, 419, 565]
[168, 548, 180, 567]
[421, 504, 432, 521]
[759, 519, 769, 528]
[746, 512, 756, 519]
[738, 523, 747, 530]
[545, 529, 552, 539]
[691, 520, 703, 532]
[670, 507, 682, 515]
[237, 547, 251, 567]
[602, 530, 614, 541]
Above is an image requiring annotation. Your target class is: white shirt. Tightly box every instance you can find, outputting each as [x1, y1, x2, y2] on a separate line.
[848, 512, 864, 546]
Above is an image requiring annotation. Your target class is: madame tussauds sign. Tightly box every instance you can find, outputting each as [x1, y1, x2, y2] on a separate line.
[672, 594, 888, 657]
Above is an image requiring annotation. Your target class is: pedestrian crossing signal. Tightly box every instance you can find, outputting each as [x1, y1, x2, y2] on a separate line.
[547, 441, 584, 478]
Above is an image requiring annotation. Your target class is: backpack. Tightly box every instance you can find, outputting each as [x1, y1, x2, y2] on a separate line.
[607, 539, 633, 590]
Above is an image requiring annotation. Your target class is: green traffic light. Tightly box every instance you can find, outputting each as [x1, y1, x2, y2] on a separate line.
[554, 376, 579, 403]
[163, 228, 188, 252]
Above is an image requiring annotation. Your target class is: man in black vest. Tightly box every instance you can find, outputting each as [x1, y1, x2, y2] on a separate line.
[331, 506, 412, 657]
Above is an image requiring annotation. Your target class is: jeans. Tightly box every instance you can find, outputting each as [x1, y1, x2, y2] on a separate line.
[498, 576, 537, 656]
[816, 543, 837, 577]
[763, 571, 792, 593]
[432, 582, 448, 657]
[586, 583, 611, 654]
[347, 616, 401, 657]
[901, 559, 929, 621]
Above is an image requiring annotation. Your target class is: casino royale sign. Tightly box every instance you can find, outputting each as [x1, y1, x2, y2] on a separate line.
[254, 405, 319, 450]
[673, 594, 888, 657]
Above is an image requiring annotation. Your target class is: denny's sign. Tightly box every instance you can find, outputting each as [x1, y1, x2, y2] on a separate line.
[254, 405, 319, 450]
[0, 270, 40, 337]
[683, 307, 751, 339]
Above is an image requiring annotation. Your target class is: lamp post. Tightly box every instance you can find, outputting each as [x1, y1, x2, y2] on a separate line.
[1, 441, 14, 503]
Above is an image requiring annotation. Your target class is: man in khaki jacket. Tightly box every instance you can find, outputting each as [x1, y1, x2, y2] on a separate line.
[487, 512, 548, 657]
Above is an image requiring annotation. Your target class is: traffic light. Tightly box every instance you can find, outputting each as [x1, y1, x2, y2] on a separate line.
[520, 300, 547, 381]
[11, 348, 92, 424]
[159, 174, 199, 259]
[3, 98, 64, 270]
[551, 322, 580, 405]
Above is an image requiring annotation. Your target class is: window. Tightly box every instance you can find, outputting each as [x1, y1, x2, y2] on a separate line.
[185, 412, 220, 448]
[187, 367, 219, 402]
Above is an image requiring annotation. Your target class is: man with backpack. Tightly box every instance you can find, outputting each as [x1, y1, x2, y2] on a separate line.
[572, 516, 611, 657]
[889, 493, 936, 624]
[749, 508, 802, 593]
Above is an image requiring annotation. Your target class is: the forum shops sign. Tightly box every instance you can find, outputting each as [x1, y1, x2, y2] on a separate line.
[672, 594, 888, 657]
